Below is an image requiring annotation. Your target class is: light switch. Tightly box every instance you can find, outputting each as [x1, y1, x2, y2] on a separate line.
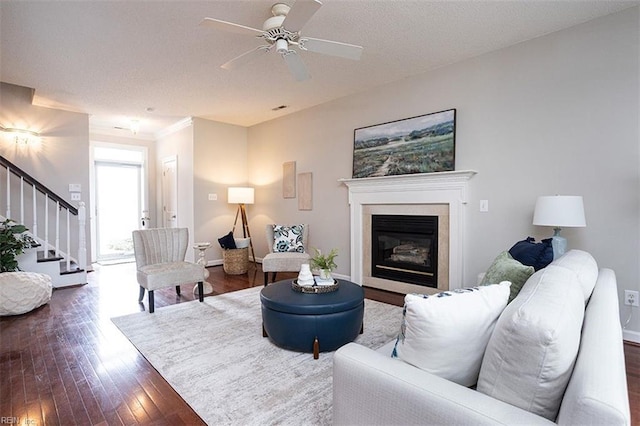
[208, 193, 217, 201]
[69, 183, 81, 192]
[71, 193, 81, 201]
[480, 200, 489, 212]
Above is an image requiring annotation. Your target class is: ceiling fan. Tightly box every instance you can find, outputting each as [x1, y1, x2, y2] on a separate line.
[200, 0, 363, 81]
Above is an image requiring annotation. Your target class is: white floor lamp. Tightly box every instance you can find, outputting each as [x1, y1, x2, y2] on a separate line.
[228, 187, 256, 263]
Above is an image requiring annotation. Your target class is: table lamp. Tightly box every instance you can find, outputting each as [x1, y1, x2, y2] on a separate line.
[228, 187, 256, 263]
[533, 195, 586, 259]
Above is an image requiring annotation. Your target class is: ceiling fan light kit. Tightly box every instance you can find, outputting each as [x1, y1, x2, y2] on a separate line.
[276, 38, 289, 54]
[201, 0, 363, 81]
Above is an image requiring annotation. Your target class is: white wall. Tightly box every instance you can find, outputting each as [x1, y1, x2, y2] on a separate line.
[155, 122, 195, 260]
[192, 117, 248, 263]
[248, 9, 640, 334]
[0, 82, 92, 265]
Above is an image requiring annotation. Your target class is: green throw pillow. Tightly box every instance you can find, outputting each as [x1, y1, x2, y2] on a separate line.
[480, 251, 534, 302]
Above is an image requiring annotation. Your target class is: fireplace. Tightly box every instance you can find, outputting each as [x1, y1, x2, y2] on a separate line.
[372, 215, 438, 287]
[340, 170, 476, 295]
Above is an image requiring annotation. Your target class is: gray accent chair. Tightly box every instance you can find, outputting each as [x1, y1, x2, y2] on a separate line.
[262, 224, 311, 286]
[132, 227, 205, 313]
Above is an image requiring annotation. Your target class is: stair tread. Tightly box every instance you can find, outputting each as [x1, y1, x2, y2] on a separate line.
[60, 268, 85, 275]
[37, 249, 64, 262]
[37, 255, 64, 262]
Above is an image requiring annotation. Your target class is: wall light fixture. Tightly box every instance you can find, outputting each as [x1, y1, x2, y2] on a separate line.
[1, 126, 41, 145]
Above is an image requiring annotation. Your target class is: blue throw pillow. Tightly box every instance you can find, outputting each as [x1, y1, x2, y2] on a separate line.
[508, 237, 553, 271]
[218, 231, 237, 249]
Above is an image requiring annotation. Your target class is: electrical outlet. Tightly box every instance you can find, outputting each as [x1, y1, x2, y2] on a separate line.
[625, 290, 639, 307]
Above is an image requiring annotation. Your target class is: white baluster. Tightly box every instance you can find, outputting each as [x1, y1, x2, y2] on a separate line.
[66, 209, 71, 271]
[32, 184, 37, 237]
[55, 201, 60, 257]
[6, 168, 11, 219]
[20, 177, 24, 224]
[78, 202, 86, 270]
[44, 194, 49, 251]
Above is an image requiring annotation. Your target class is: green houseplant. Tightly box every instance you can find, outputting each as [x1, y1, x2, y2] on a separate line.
[0, 219, 36, 272]
[310, 248, 338, 280]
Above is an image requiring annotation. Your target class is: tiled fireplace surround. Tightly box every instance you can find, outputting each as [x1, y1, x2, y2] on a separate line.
[341, 171, 476, 295]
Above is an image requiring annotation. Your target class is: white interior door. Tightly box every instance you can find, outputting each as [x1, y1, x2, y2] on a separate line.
[162, 156, 178, 228]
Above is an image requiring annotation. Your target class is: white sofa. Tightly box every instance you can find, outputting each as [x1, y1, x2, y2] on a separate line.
[333, 250, 630, 425]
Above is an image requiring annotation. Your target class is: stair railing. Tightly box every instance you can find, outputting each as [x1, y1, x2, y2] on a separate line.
[0, 155, 86, 271]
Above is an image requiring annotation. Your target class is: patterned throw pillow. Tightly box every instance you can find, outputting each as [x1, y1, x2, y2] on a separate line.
[392, 282, 511, 387]
[272, 225, 305, 253]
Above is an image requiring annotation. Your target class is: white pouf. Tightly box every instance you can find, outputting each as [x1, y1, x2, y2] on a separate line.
[0, 272, 52, 316]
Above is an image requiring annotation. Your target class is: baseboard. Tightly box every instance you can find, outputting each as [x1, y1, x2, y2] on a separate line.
[623, 329, 640, 344]
[332, 272, 351, 281]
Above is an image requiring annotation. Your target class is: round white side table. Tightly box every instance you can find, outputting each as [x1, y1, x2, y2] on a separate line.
[193, 242, 214, 296]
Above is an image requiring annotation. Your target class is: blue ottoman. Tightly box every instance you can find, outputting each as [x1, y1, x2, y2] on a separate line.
[261, 279, 365, 359]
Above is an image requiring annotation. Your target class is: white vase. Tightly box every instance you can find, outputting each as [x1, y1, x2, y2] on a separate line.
[319, 269, 332, 280]
[297, 263, 314, 286]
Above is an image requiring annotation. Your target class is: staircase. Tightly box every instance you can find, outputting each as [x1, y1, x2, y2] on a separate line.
[1, 155, 87, 288]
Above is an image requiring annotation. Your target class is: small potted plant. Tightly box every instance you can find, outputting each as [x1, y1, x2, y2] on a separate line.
[0, 219, 36, 273]
[310, 248, 338, 280]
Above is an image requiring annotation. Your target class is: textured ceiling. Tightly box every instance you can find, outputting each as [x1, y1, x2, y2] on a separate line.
[1, 0, 637, 137]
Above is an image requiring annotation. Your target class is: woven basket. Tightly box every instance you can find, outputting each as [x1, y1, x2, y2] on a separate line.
[223, 247, 249, 275]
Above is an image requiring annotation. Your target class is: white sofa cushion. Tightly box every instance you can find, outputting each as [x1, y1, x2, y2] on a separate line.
[392, 282, 510, 387]
[477, 264, 585, 421]
[551, 249, 598, 301]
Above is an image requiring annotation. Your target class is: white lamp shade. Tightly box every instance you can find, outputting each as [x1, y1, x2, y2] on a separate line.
[533, 195, 586, 227]
[228, 187, 254, 204]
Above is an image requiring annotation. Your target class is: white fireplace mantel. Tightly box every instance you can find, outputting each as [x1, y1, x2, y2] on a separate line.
[340, 170, 477, 291]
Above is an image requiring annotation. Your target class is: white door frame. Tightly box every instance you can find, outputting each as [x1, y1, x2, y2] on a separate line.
[89, 142, 149, 264]
[161, 155, 178, 228]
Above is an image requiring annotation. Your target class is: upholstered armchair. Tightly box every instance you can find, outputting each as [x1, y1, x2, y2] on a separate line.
[262, 224, 311, 286]
[132, 227, 205, 313]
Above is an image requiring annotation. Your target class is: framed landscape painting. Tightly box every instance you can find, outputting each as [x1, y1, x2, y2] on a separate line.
[352, 109, 456, 178]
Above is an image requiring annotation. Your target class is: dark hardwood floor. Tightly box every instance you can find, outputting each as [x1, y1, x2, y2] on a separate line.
[1, 262, 638, 425]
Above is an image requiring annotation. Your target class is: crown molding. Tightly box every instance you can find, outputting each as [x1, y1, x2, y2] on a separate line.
[155, 117, 193, 139]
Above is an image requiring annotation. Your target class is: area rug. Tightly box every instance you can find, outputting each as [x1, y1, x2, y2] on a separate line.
[111, 286, 402, 425]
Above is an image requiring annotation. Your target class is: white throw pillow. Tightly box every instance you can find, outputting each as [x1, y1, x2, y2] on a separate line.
[477, 265, 585, 421]
[392, 282, 511, 387]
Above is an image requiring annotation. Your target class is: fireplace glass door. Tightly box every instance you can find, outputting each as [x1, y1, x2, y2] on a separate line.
[371, 215, 438, 287]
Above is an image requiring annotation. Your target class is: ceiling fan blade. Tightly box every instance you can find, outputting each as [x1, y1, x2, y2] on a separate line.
[283, 0, 323, 32]
[221, 45, 271, 70]
[299, 37, 363, 60]
[200, 17, 263, 36]
[282, 50, 310, 81]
